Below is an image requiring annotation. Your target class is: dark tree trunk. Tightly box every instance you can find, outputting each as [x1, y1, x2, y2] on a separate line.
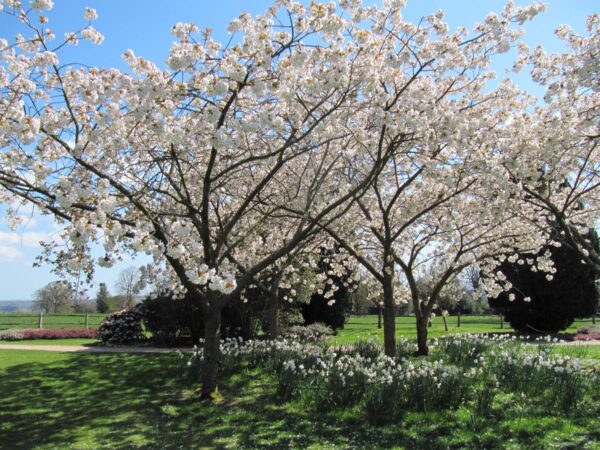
[200, 307, 222, 400]
[382, 276, 396, 358]
[377, 305, 382, 329]
[415, 316, 429, 356]
[457, 311, 461, 328]
[442, 315, 448, 332]
[267, 291, 280, 339]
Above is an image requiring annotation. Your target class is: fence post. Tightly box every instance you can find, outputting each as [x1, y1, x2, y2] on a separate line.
[592, 314, 596, 325]
[499, 315, 504, 329]
[457, 312, 461, 328]
[85, 314, 89, 330]
[38, 312, 43, 329]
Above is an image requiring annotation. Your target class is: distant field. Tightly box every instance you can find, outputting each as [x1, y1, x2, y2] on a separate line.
[331, 314, 598, 345]
[0, 313, 106, 330]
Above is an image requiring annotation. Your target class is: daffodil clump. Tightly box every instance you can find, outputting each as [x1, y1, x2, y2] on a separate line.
[181, 333, 600, 425]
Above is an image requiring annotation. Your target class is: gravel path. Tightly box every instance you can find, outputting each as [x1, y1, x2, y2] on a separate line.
[0, 344, 194, 353]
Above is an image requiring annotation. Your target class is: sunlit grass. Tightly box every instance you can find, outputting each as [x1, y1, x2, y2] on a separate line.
[330, 315, 599, 345]
[1, 345, 599, 450]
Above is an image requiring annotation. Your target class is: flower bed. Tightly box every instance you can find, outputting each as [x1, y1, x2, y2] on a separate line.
[573, 333, 600, 341]
[0, 328, 97, 340]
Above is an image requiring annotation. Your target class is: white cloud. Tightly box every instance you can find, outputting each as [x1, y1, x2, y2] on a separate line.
[15, 215, 38, 228]
[0, 245, 22, 262]
[0, 231, 54, 248]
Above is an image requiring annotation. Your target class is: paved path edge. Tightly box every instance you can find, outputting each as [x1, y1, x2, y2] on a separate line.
[0, 344, 194, 353]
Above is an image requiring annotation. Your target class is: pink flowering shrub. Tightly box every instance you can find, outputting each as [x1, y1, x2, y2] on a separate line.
[1, 329, 97, 340]
[573, 333, 600, 341]
[98, 306, 145, 344]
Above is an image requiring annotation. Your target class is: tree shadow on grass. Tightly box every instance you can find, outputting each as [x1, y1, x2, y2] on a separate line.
[0, 352, 187, 449]
[0, 353, 373, 449]
[0, 352, 449, 449]
[1, 352, 597, 449]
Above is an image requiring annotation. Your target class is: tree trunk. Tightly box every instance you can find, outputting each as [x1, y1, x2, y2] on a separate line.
[377, 305, 382, 329]
[382, 277, 396, 358]
[200, 308, 222, 400]
[457, 311, 461, 328]
[442, 315, 448, 332]
[267, 291, 280, 339]
[415, 316, 429, 356]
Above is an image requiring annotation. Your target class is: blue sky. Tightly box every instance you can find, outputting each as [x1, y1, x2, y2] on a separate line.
[0, 0, 597, 300]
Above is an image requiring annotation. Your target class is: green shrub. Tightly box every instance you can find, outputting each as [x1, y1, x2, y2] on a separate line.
[141, 295, 202, 346]
[488, 229, 600, 333]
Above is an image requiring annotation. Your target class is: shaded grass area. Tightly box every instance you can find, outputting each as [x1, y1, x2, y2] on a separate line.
[331, 315, 599, 345]
[0, 313, 106, 330]
[1, 350, 599, 449]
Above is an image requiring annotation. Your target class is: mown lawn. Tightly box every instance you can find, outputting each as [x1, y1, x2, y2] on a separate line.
[1, 346, 599, 450]
[330, 315, 598, 345]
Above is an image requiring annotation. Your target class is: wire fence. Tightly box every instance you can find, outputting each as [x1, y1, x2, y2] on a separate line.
[0, 313, 107, 330]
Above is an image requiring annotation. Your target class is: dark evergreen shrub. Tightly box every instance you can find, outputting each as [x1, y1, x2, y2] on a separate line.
[222, 287, 266, 340]
[141, 295, 202, 346]
[301, 246, 355, 330]
[141, 290, 265, 345]
[488, 232, 599, 333]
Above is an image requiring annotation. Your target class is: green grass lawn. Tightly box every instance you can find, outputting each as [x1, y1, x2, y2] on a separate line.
[1, 349, 598, 450]
[331, 315, 598, 345]
[0, 313, 106, 330]
[553, 344, 600, 360]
